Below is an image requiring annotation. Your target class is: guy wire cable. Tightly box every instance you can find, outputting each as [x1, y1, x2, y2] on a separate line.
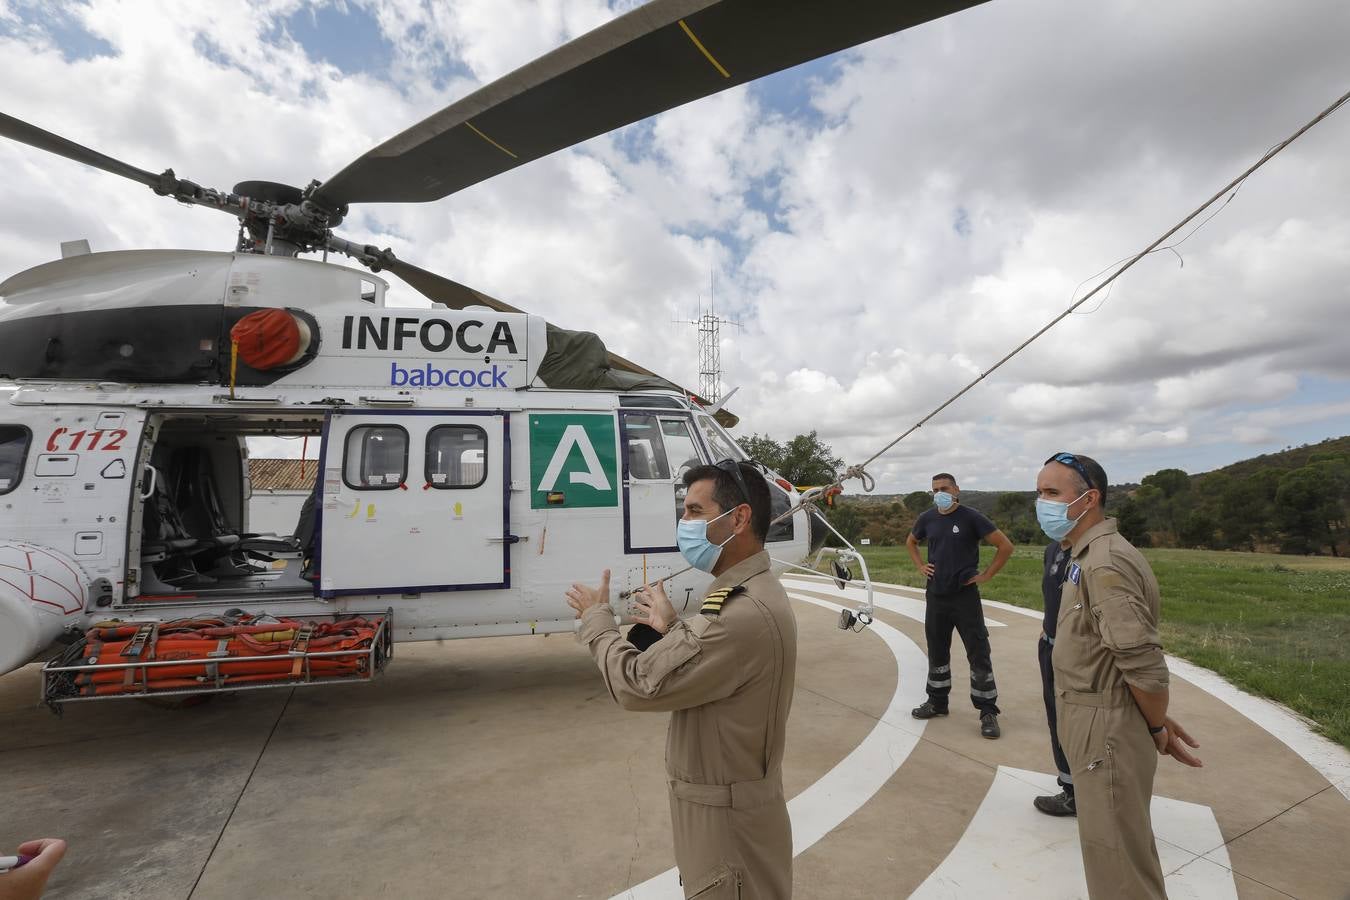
[620, 87, 1350, 600]
[840, 86, 1350, 486]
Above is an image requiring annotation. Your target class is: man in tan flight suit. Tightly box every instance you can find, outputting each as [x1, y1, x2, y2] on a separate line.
[1037, 452, 1203, 899]
[566, 460, 797, 899]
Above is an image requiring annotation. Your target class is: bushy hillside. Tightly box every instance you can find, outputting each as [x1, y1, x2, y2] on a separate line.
[825, 436, 1349, 556]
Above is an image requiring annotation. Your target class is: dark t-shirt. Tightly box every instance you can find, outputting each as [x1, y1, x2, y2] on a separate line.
[1042, 541, 1072, 638]
[911, 505, 997, 596]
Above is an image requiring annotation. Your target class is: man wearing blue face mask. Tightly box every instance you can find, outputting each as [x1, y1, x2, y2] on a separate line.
[907, 472, 1014, 738]
[565, 460, 797, 900]
[1037, 452, 1202, 899]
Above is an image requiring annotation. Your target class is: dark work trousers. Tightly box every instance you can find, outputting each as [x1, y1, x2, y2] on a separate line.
[1039, 634, 1074, 795]
[924, 585, 999, 714]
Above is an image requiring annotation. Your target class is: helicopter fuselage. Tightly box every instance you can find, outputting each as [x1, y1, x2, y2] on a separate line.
[0, 250, 816, 680]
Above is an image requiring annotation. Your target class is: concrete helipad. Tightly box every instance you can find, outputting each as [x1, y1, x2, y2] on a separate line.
[1, 576, 1346, 899]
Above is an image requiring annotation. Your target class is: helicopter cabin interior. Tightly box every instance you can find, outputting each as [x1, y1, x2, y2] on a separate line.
[131, 412, 326, 600]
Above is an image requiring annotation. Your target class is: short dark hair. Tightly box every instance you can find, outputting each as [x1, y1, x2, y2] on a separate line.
[683, 462, 770, 543]
[932, 472, 957, 485]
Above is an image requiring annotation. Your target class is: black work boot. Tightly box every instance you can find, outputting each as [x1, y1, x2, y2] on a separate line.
[1034, 790, 1077, 817]
[911, 701, 949, 719]
[980, 712, 1001, 739]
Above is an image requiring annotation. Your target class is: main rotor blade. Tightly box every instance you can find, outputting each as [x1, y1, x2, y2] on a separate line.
[381, 256, 695, 391]
[0, 111, 169, 192]
[315, 0, 987, 208]
[381, 257, 525, 314]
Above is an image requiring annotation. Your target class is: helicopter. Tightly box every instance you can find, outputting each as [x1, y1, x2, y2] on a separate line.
[0, 0, 988, 705]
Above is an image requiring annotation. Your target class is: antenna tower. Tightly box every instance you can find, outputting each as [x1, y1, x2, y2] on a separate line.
[676, 278, 740, 402]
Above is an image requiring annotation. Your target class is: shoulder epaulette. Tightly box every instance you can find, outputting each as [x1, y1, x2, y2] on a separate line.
[700, 584, 746, 617]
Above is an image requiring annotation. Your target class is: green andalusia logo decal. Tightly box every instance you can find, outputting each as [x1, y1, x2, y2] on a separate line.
[529, 414, 618, 509]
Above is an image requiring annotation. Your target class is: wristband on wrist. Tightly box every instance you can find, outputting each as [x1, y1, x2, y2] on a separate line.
[1148, 723, 1166, 735]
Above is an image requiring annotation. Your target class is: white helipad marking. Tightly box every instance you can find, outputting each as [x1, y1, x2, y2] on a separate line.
[782, 574, 1006, 628]
[612, 592, 930, 900]
[955, 583, 1350, 801]
[912, 767, 1237, 899]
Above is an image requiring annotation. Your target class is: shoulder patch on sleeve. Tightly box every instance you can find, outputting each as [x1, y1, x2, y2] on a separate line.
[700, 584, 746, 617]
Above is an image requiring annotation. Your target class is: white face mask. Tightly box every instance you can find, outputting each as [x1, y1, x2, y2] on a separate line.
[1037, 491, 1090, 540]
[677, 507, 737, 572]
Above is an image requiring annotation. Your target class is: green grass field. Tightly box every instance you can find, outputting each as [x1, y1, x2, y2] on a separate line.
[839, 545, 1350, 749]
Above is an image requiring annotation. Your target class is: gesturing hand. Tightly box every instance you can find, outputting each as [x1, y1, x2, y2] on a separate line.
[565, 570, 612, 619]
[632, 581, 677, 634]
[1154, 716, 1203, 767]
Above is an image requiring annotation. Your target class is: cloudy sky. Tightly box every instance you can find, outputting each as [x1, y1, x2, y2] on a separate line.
[1, 0, 1347, 493]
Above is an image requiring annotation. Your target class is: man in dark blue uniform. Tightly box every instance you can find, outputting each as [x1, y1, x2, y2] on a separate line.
[906, 472, 1015, 738]
[1034, 537, 1077, 815]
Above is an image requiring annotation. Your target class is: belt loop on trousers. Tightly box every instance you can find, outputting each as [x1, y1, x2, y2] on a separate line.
[670, 776, 782, 810]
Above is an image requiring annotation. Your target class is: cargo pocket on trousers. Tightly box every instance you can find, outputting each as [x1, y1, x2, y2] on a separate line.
[687, 863, 741, 899]
[1087, 741, 1117, 811]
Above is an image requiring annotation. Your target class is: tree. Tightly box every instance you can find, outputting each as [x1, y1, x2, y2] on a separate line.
[738, 434, 785, 472]
[1141, 468, 1191, 499]
[1116, 497, 1151, 547]
[738, 430, 841, 486]
[825, 501, 862, 545]
[1178, 511, 1217, 548]
[1274, 465, 1342, 554]
[1132, 483, 1168, 536]
[778, 431, 844, 486]
[1217, 474, 1268, 551]
[993, 491, 1034, 524]
[903, 490, 932, 512]
[1141, 468, 1190, 536]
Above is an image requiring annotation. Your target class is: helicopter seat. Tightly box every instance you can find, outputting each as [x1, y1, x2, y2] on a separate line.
[173, 447, 301, 570]
[140, 463, 219, 589]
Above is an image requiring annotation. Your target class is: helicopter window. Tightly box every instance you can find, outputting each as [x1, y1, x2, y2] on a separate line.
[0, 425, 31, 495]
[360, 279, 378, 304]
[618, 395, 685, 410]
[622, 415, 670, 481]
[343, 425, 408, 490]
[426, 425, 487, 489]
[696, 416, 744, 463]
[658, 419, 703, 479]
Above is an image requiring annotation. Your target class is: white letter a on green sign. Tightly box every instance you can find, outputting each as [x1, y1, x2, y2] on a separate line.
[538, 424, 611, 492]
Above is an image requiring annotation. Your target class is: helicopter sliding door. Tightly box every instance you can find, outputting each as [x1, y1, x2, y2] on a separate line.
[316, 410, 510, 597]
[618, 412, 705, 554]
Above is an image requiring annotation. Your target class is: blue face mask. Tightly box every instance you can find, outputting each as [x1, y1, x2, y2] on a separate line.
[677, 507, 737, 573]
[1036, 491, 1090, 541]
[934, 491, 955, 511]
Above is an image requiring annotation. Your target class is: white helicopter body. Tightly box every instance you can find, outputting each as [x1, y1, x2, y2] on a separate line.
[0, 249, 819, 692]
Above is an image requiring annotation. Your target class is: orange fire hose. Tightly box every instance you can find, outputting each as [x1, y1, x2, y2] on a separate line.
[74, 614, 381, 696]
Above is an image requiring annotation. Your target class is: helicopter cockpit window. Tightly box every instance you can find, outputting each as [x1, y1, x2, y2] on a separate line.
[426, 425, 487, 489]
[0, 425, 32, 495]
[343, 425, 408, 490]
[659, 419, 703, 480]
[623, 415, 670, 481]
[696, 416, 744, 464]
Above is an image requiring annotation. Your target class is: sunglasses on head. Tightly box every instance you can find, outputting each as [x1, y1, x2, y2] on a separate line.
[713, 458, 752, 505]
[1046, 452, 1099, 495]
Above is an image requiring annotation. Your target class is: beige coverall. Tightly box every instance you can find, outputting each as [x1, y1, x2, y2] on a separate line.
[578, 551, 798, 899]
[1052, 518, 1171, 899]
